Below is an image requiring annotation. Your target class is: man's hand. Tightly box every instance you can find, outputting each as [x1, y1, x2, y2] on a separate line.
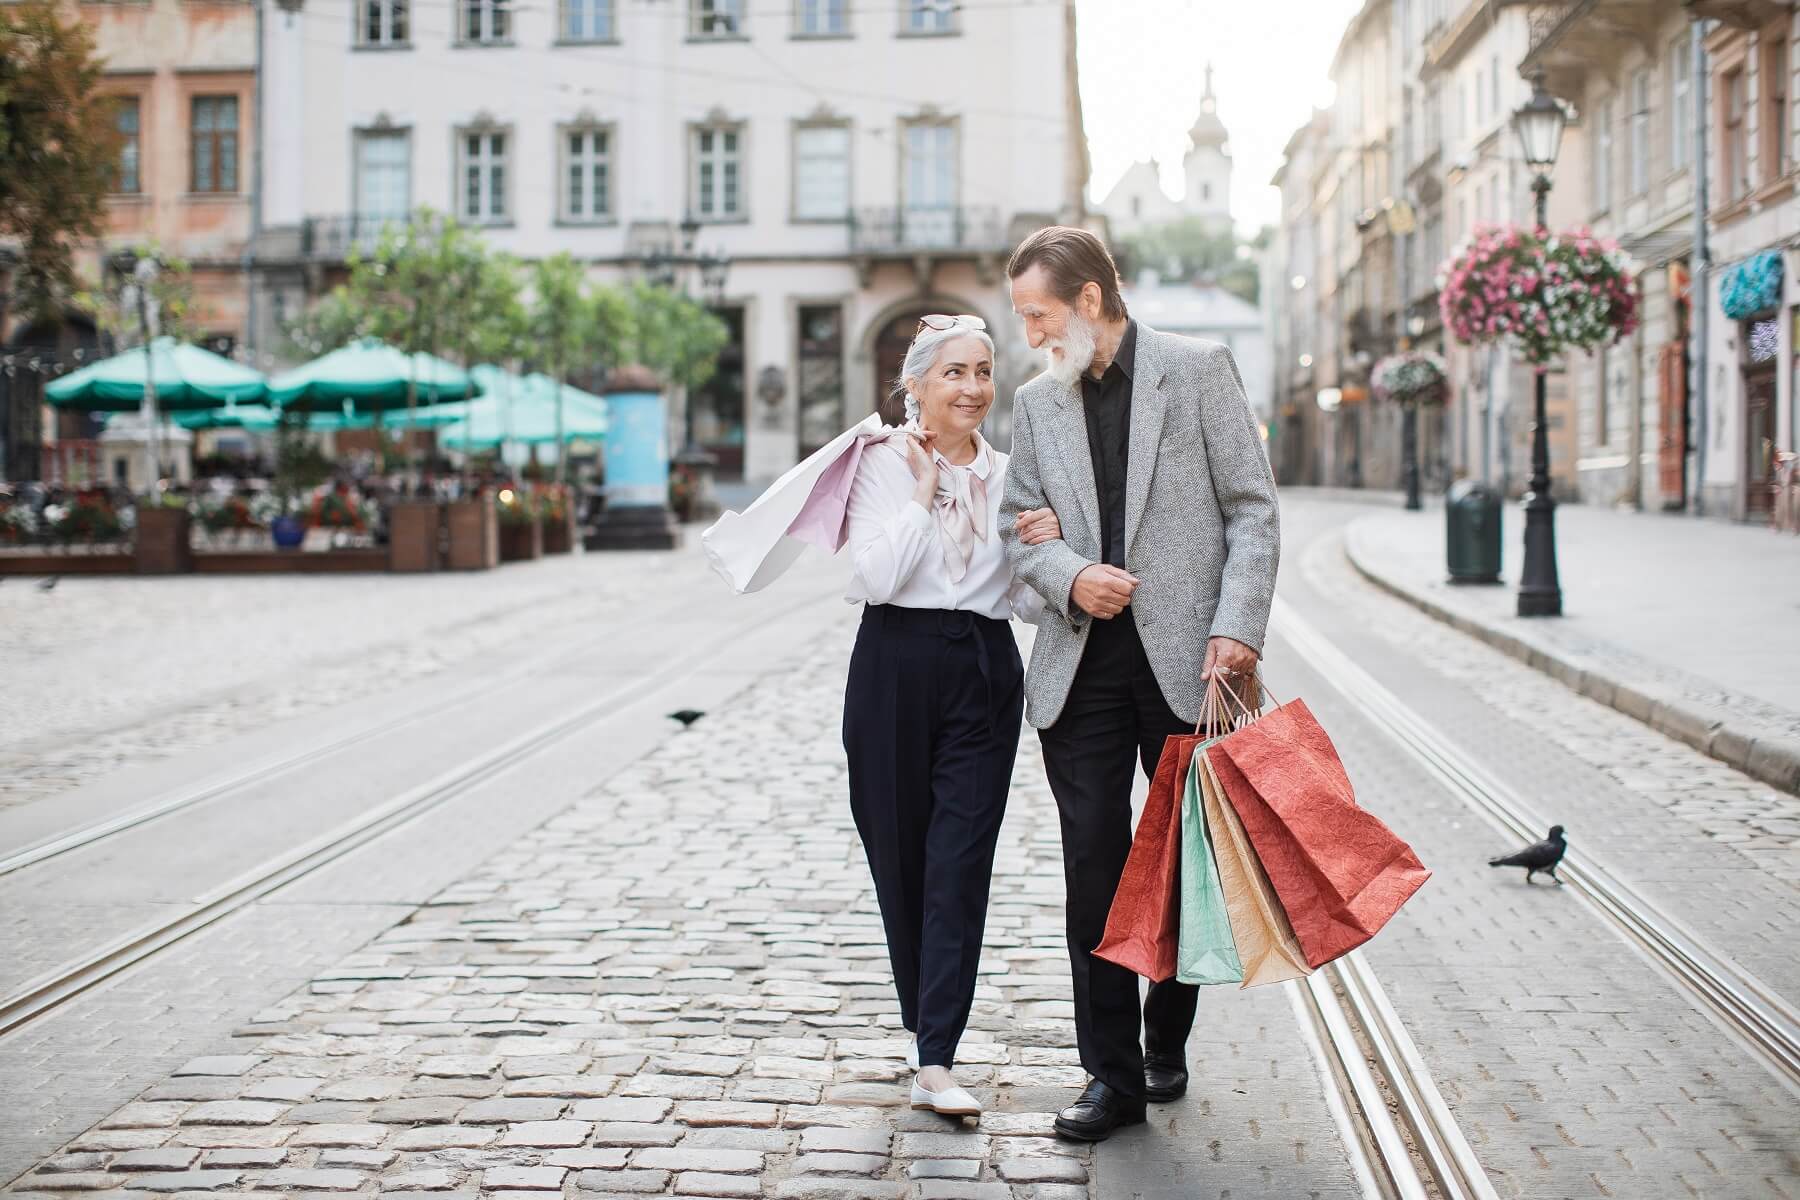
[1070, 564, 1139, 620]
[1202, 635, 1260, 694]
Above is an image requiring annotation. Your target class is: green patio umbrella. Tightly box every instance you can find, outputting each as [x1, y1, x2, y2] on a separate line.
[433, 366, 609, 450]
[266, 338, 483, 417]
[174, 402, 280, 432]
[45, 337, 267, 412]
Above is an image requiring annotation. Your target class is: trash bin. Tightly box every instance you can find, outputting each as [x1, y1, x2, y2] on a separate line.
[1445, 480, 1502, 584]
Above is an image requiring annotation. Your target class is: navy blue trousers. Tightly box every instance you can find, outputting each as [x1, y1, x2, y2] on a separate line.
[843, 604, 1024, 1069]
[1039, 610, 1200, 1098]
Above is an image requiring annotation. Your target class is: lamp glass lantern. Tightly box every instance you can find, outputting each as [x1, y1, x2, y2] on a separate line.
[1511, 74, 1568, 173]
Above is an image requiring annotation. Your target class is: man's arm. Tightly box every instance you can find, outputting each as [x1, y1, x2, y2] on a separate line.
[999, 393, 1093, 626]
[1196, 342, 1281, 654]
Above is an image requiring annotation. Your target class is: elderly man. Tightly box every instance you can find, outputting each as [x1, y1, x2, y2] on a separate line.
[998, 225, 1281, 1142]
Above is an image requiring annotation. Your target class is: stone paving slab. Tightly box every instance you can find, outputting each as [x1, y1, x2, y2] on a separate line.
[1343, 504, 1800, 795]
[3, 609, 1362, 1199]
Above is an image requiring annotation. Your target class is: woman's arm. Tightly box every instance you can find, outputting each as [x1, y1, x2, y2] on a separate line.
[845, 443, 936, 604]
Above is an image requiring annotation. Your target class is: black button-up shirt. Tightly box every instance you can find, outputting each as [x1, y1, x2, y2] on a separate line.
[1080, 319, 1136, 568]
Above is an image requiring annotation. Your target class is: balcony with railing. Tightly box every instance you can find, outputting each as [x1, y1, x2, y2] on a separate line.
[298, 214, 408, 262]
[1522, 0, 1670, 80]
[847, 205, 1014, 287]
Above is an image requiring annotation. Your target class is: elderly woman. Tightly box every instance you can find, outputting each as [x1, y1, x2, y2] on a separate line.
[841, 314, 1059, 1118]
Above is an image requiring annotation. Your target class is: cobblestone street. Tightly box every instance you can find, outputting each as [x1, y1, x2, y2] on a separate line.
[4, 494, 1799, 1198]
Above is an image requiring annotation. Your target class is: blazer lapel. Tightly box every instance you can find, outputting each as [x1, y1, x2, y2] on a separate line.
[1123, 330, 1167, 559]
[1046, 380, 1102, 553]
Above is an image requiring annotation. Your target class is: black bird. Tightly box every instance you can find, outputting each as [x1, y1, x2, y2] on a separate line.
[668, 709, 706, 729]
[37, 575, 60, 592]
[1489, 825, 1567, 885]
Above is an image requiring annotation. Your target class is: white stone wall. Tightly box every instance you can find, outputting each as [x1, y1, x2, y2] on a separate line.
[262, 0, 1074, 485]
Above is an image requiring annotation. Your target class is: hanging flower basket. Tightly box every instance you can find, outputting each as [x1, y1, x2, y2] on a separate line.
[1371, 350, 1448, 405]
[1438, 223, 1640, 366]
[1720, 250, 1784, 321]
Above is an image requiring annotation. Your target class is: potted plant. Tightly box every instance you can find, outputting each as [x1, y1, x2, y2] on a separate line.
[129, 491, 191, 574]
[496, 486, 542, 562]
[539, 483, 577, 555]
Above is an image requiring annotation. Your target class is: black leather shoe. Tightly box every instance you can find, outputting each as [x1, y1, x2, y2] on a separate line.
[1053, 1079, 1147, 1142]
[1144, 1052, 1189, 1102]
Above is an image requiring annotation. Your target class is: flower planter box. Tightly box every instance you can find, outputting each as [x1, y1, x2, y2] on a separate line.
[445, 498, 498, 571]
[135, 507, 193, 575]
[499, 520, 543, 563]
[541, 507, 578, 555]
[388, 500, 442, 573]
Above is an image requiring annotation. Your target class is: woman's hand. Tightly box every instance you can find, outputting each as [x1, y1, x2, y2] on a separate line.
[1015, 507, 1061, 545]
[903, 433, 940, 505]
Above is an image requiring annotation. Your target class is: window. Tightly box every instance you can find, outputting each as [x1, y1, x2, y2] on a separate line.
[190, 96, 238, 194]
[461, 0, 509, 44]
[458, 129, 508, 223]
[691, 0, 744, 37]
[692, 124, 743, 219]
[1130, 195, 1141, 218]
[796, 0, 845, 35]
[792, 123, 849, 220]
[1630, 69, 1650, 195]
[560, 0, 613, 41]
[360, 0, 408, 46]
[1724, 67, 1748, 202]
[901, 119, 956, 245]
[797, 305, 845, 457]
[355, 129, 410, 226]
[904, 0, 953, 34]
[563, 126, 612, 222]
[1490, 54, 1500, 120]
[1202, 182, 1212, 203]
[1591, 96, 1613, 212]
[1670, 38, 1691, 172]
[114, 97, 140, 194]
[1765, 33, 1791, 183]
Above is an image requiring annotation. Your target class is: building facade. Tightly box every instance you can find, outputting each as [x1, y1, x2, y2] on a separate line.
[1, 0, 259, 483]
[1695, 3, 1797, 520]
[250, 0, 1085, 487]
[1265, 0, 1797, 522]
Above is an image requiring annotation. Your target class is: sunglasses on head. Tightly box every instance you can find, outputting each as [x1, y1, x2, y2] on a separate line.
[916, 314, 987, 334]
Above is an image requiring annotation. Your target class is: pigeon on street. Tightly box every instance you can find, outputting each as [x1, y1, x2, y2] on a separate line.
[668, 709, 706, 729]
[1488, 825, 1567, 885]
[37, 575, 60, 592]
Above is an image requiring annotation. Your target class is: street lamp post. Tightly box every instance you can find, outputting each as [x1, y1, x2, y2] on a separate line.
[1511, 72, 1569, 618]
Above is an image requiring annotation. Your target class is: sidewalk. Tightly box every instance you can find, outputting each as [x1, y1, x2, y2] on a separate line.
[1342, 501, 1800, 795]
[5, 615, 1362, 1199]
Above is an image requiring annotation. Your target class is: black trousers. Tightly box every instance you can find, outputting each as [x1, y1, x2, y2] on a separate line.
[843, 604, 1024, 1070]
[1039, 611, 1200, 1098]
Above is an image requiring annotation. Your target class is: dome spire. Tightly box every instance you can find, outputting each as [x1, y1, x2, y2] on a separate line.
[1188, 61, 1228, 148]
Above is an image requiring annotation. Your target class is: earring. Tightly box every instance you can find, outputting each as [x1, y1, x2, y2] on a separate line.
[903, 392, 921, 424]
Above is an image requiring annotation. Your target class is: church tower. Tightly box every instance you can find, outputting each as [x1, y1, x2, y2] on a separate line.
[1183, 63, 1234, 235]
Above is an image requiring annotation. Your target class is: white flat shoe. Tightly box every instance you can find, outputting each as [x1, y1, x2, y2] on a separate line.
[911, 1078, 982, 1117]
[906, 1041, 920, 1071]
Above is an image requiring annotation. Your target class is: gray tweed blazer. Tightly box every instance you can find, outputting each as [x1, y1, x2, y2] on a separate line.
[998, 324, 1281, 730]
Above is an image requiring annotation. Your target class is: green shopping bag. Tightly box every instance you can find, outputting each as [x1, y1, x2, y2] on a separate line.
[1177, 743, 1246, 986]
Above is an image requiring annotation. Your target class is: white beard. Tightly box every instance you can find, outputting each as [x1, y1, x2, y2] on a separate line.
[1042, 313, 1099, 387]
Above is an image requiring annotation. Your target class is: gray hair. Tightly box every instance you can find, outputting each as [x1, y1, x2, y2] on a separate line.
[880, 322, 997, 426]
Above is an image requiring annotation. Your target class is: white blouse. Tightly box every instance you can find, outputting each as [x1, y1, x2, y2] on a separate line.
[844, 436, 1046, 623]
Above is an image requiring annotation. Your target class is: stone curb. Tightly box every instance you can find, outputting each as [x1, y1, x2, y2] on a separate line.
[1342, 519, 1800, 798]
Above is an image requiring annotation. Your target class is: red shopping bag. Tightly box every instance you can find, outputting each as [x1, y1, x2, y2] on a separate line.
[1207, 698, 1430, 969]
[1093, 733, 1209, 982]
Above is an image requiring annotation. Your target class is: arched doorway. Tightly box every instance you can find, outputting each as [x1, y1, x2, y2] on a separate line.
[873, 308, 937, 419]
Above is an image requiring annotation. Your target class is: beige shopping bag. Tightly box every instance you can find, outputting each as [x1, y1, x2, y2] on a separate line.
[1199, 750, 1313, 988]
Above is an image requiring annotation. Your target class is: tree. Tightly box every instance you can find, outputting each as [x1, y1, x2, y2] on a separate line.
[73, 242, 198, 349]
[621, 283, 728, 393]
[525, 254, 634, 482]
[0, 1, 124, 322]
[1116, 217, 1267, 307]
[324, 209, 520, 485]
